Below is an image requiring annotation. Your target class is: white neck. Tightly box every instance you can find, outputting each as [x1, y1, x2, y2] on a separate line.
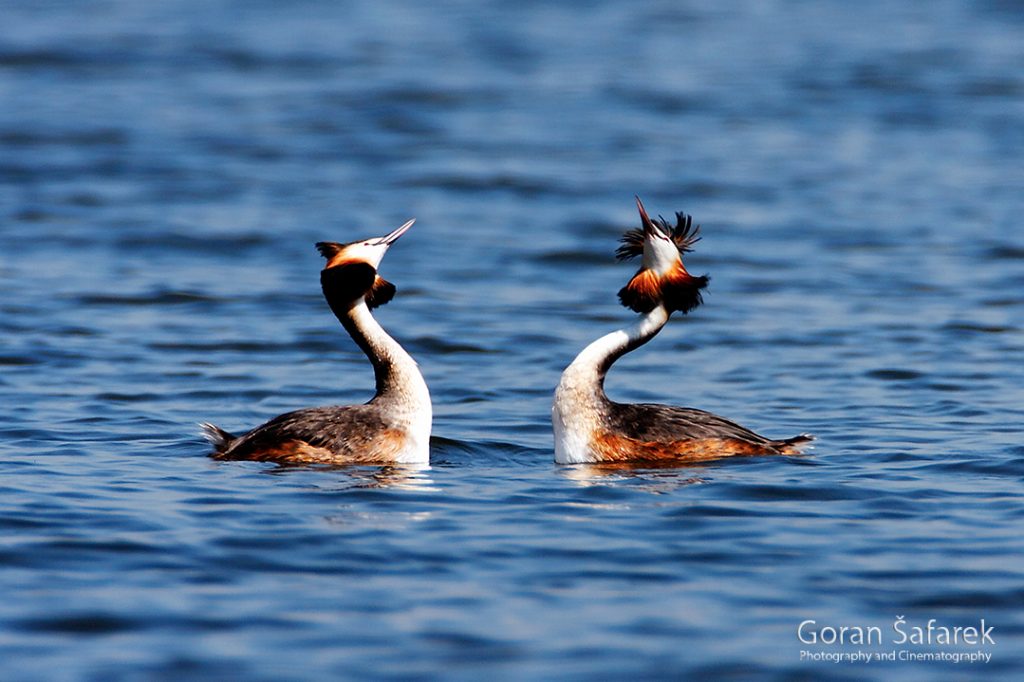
[552, 306, 669, 463]
[344, 302, 432, 461]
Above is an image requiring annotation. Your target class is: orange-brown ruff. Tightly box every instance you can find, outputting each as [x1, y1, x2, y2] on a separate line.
[201, 219, 431, 465]
[551, 198, 812, 464]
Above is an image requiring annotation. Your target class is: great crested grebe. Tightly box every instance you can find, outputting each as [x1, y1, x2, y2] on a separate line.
[552, 198, 812, 464]
[201, 218, 431, 465]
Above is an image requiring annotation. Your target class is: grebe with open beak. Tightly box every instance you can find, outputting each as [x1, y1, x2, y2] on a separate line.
[552, 199, 812, 464]
[201, 219, 431, 465]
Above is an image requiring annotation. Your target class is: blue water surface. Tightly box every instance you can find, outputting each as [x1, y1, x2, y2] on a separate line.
[2, 1, 1023, 679]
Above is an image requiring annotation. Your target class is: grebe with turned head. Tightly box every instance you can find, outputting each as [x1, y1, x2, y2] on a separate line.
[552, 198, 812, 464]
[201, 218, 431, 465]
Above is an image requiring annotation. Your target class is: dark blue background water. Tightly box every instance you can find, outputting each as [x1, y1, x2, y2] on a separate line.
[2, 1, 1023, 679]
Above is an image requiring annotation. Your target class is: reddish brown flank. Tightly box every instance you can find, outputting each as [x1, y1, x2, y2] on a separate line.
[214, 429, 409, 465]
[372, 428, 410, 461]
[590, 431, 789, 463]
[214, 439, 337, 463]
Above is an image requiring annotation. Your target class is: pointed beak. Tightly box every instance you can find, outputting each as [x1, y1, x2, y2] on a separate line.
[635, 196, 657, 238]
[375, 218, 415, 246]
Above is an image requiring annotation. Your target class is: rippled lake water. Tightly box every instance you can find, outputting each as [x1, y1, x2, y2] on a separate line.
[2, 1, 1023, 679]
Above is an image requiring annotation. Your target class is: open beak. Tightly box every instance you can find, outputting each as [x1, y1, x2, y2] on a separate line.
[635, 196, 659, 239]
[375, 218, 415, 246]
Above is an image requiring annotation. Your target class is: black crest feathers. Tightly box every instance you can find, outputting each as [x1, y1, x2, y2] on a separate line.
[365, 276, 396, 309]
[662, 273, 708, 314]
[316, 243, 397, 310]
[617, 276, 659, 314]
[617, 270, 709, 314]
[321, 261, 375, 306]
[615, 212, 701, 261]
[315, 241, 345, 260]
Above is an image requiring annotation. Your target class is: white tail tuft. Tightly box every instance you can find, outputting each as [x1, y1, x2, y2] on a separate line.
[199, 422, 235, 453]
[782, 433, 815, 453]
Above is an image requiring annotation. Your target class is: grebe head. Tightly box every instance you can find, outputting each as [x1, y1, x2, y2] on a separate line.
[316, 218, 414, 310]
[317, 218, 414, 269]
[616, 197, 708, 315]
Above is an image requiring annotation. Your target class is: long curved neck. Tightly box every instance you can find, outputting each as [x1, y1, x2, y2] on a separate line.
[338, 302, 430, 411]
[557, 305, 670, 404]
